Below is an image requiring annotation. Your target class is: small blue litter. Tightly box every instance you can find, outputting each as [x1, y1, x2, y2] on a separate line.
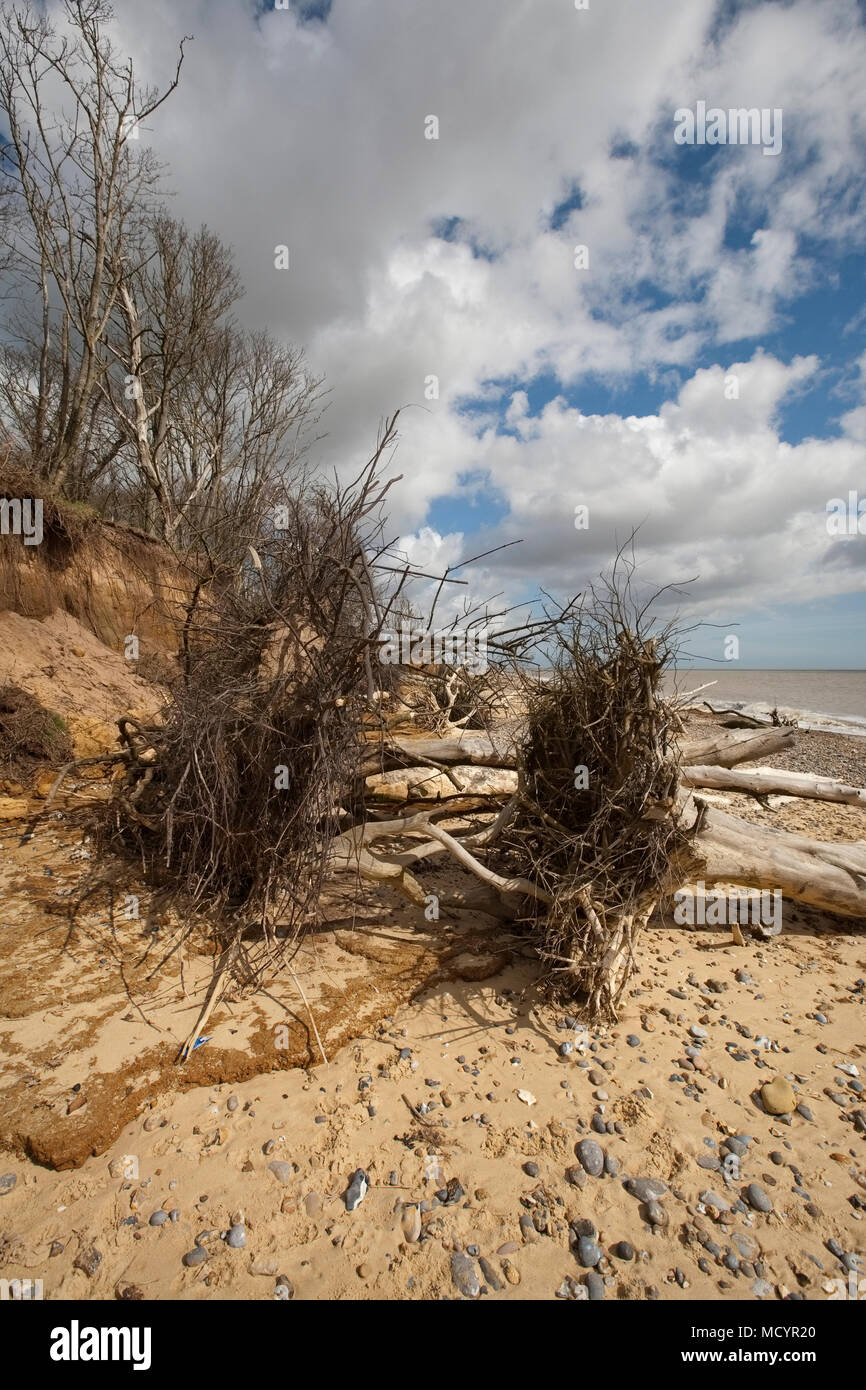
[177, 1035, 211, 1064]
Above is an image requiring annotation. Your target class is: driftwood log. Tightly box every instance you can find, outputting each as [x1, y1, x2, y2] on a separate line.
[683, 800, 866, 919]
[683, 764, 866, 807]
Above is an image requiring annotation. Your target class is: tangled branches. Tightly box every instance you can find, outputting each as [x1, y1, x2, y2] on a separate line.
[102, 419, 410, 991]
[496, 555, 692, 1019]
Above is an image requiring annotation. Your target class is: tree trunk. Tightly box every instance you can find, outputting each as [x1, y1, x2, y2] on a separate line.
[682, 764, 866, 807]
[680, 726, 796, 768]
[685, 802, 866, 919]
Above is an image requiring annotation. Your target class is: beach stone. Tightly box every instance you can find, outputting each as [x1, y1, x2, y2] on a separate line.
[745, 1183, 773, 1213]
[699, 1190, 731, 1212]
[226, 1095, 239, 1112]
[626, 1034, 640, 1047]
[226, 1224, 246, 1249]
[584, 1271, 605, 1300]
[345, 1169, 369, 1211]
[149, 1210, 169, 1226]
[402, 1206, 422, 1243]
[268, 1161, 293, 1184]
[576, 1236, 603, 1267]
[479, 1256, 502, 1291]
[626, 1177, 667, 1202]
[575, 1138, 604, 1177]
[0, 1173, 17, 1196]
[565, 1166, 587, 1188]
[304, 1192, 321, 1218]
[796, 1103, 814, 1121]
[251, 1257, 279, 1276]
[761, 1076, 796, 1115]
[73, 1247, 102, 1277]
[690, 1026, 708, 1040]
[613, 1240, 635, 1261]
[183, 1247, 207, 1267]
[603, 1153, 619, 1177]
[451, 1251, 480, 1298]
[523, 1161, 539, 1178]
[723, 1137, 749, 1158]
[643, 1200, 668, 1228]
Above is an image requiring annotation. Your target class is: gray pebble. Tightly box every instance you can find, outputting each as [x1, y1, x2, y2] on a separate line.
[584, 1270, 605, 1300]
[644, 1200, 668, 1228]
[575, 1138, 604, 1177]
[745, 1183, 773, 1213]
[576, 1236, 603, 1267]
[226, 1223, 246, 1249]
[149, 1210, 169, 1226]
[268, 1161, 293, 1184]
[0, 1173, 17, 1196]
[183, 1247, 207, 1267]
[450, 1251, 480, 1298]
[626, 1177, 667, 1202]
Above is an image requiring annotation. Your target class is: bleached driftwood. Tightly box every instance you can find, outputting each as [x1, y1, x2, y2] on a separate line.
[686, 801, 866, 919]
[683, 764, 866, 807]
[679, 726, 795, 768]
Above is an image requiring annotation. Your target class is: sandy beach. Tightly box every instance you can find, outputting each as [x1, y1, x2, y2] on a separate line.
[1, 708, 864, 1303]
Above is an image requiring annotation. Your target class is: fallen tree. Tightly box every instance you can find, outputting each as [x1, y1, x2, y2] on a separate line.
[680, 799, 866, 919]
[682, 763, 866, 807]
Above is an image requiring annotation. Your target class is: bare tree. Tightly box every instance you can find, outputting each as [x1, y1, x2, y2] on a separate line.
[0, 0, 188, 485]
[101, 213, 324, 554]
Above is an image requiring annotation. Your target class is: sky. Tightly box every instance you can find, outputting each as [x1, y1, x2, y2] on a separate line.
[80, 0, 866, 665]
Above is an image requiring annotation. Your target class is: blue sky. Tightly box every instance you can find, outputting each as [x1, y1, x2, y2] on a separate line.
[100, 0, 866, 665]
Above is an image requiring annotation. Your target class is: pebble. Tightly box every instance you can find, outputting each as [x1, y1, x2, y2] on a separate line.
[626, 1177, 667, 1202]
[0, 1173, 17, 1196]
[626, 1035, 640, 1047]
[345, 1169, 369, 1211]
[149, 1211, 169, 1226]
[226, 1095, 239, 1112]
[402, 1207, 422, 1243]
[745, 1183, 773, 1213]
[584, 1271, 605, 1300]
[226, 1224, 246, 1249]
[761, 1076, 796, 1115]
[644, 1200, 668, 1228]
[523, 1161, 539, 1178]
[565, 1166, 587, 1188]
[73, 1247, 102, 1277]
[479, 1256, 502, 1291]
[575, 1138, 604, 1177]
[183, 1247, 207, 1267]
[268, 1161, 293, 1184]
[613, 1240, 634, 1261]
[796, 1103, 814, 1122]
[576, 1236, 603, 1267]
[450, 1251, 480, 1298]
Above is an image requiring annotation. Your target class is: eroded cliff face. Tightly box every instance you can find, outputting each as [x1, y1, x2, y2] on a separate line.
[0, 503, 189, 657]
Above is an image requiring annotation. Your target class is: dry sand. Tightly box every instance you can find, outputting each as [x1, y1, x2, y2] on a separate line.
[0, 688, 864, 1301]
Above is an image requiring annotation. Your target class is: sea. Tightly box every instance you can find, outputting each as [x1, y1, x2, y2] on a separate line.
[664, 669, 866, 738]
